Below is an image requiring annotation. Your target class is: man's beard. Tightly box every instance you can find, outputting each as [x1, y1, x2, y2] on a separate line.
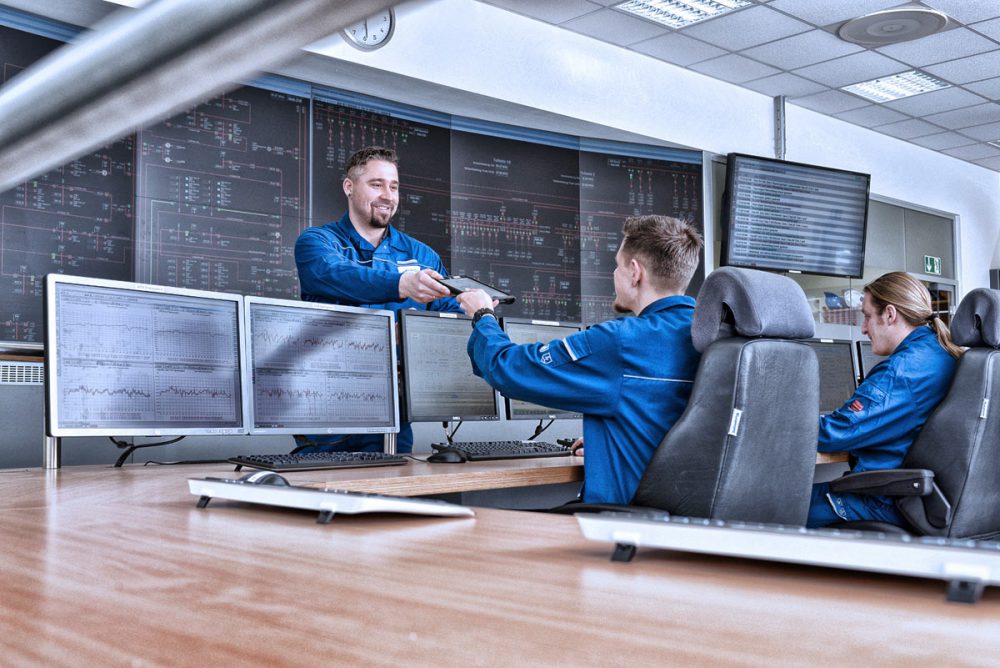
[612, 299, 632, 315]
[368, 208, 394, 228]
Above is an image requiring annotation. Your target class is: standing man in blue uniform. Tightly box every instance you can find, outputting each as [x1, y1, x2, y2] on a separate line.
[808, 272, 962, 528]
[295, 146, 462, 452]
[456, 215, 703, 505]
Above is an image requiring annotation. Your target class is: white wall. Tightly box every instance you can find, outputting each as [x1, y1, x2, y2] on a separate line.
[307, 0, 1000, 292]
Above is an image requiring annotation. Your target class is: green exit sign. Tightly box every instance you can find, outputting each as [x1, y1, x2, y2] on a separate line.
[924, 255, 942, 275]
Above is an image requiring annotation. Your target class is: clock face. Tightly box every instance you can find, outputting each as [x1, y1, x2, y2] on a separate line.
[342, 9, 395, 51]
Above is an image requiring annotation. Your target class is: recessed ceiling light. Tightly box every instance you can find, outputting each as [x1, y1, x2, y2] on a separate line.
[614, 0, 752, 29]
[841, 70, 950, 103]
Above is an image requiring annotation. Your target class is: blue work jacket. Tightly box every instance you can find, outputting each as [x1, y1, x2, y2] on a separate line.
[295, 212, 461, 314]
[467, 296, 700, 505]
[818, 326, 957, 472]
[294, 213, 461, 452]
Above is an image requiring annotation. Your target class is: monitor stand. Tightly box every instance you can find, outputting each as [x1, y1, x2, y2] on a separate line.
[43, 434, 60, 469]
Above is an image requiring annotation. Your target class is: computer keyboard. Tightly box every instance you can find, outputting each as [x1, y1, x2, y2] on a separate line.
[189, 477, 474, 520]
[431, 440, 570, 461]
[576, 512, 1000, 603]
[228, 451, 406, 472]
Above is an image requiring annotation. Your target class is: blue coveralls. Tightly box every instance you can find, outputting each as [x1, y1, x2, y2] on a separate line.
[467, 296, 701, 505]
[294, 212, 461, 452]
[807, 326, 957, 527]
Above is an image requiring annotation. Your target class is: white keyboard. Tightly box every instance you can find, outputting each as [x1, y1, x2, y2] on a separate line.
[189, 477, 475, 523]
[577, 512, 1000, 603]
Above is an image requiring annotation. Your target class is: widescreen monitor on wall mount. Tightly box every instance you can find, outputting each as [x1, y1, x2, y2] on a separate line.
[803, 339, 859, 415]
[244, 297, 400, 435]
[44, 274, 248, 437]
[399, 310, 499, 423]
[500, 317, 583, 420]
[721, 153, 871, 279]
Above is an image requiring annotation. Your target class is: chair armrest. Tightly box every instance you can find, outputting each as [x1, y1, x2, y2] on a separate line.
[828, 469, 934, 496]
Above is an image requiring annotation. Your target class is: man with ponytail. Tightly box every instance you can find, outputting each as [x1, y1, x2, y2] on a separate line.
[808, 271, 962, 528]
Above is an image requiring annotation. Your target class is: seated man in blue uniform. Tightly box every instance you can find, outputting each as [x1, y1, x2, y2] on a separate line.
[808, 271, 962, 528]
[455, 215, 703, 505]
[294, 146, 462, 452]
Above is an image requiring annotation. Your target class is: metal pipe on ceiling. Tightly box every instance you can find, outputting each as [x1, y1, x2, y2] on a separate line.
[0, 0, 400, 192]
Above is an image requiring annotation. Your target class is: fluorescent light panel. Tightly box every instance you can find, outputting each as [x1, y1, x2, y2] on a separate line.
[841, 70, 950, 103]
[615, 0, 752, 29]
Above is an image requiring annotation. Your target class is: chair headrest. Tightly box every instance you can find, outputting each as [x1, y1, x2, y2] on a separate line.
[951, 288, 1000, 348]
[691, 267, 815, 353]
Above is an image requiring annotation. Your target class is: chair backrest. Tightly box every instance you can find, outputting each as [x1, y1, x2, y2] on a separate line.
[632, 267, 819, 525]
[897, 288, 1000, 539]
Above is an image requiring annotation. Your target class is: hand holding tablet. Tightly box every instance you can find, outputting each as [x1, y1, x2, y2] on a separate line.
[435, 276, 516, 304]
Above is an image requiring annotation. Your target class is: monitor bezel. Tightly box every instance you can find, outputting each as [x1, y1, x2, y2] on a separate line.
[721, 153, 871, 280]
[804, 337, 859, 414]
[243, 296, 400, 435]
[499, 316, 584, 421]
[855, 339, 888, 381]
[398, 309, 500, 423]
[44, 273, 250, 438]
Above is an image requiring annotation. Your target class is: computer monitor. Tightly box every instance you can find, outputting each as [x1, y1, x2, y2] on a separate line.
[244, 297, 399, 434]
[721, 153, 870, 279]
[500, 317, 583, 420]
[45, 274, 248, 437]
[399, 310, 499, 422]
[804, 339, 859, 415]
[856, 340, 888, 381]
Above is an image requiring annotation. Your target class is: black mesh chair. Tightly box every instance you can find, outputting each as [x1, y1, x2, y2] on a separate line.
[828, 288, 1000, 540]
[555, 267, 819, 526]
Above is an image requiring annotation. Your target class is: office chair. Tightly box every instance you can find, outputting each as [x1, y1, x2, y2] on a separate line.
[555, 267, 819, 525]
[826, 288, 1000, 539]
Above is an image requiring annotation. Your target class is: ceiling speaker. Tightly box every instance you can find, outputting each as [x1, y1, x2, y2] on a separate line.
[838, 7, 950, 47]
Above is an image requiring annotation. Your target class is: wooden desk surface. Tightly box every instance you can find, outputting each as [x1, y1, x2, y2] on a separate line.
[299, 455, 583, 495]
[0, 464, 996, 666]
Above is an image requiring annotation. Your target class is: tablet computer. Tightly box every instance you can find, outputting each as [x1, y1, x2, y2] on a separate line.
[436, 276, 516, 304]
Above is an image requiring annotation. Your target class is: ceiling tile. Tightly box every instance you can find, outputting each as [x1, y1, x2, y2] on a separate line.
[942, 143, 1000, 160]
[925, 50, 1000, 85]
[741, 72, 828, 97]
[957, 121, 1000, 141]
[965, 77, 1000, 100]
[969, 17, 1000, 42]
[875, 118, 944, 139]
[972, 156, 1000, 170]
[561, 7, 668, 46]
[767, 0, 907, 26]
[681, 5, 811, 51]
[791, 89, 870, 113]
[793, 50, 906, 88]
[924, 103, 1000, 129]
[834, 104, 909, 127]
[479, 0, 603, 23]
[630, 33, 727, 66]
[883, 86, 987, 116]
[909, 132, 979, 150]
[922, 0, 1000, 24]
[875, 28, 997, 67]
[689, 53, 780, 84]
[740, 29, 862, 70]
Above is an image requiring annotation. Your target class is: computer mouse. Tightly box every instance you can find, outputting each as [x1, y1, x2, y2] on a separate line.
[239, 471, 290, 486]
[427, 450, 468, 463]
